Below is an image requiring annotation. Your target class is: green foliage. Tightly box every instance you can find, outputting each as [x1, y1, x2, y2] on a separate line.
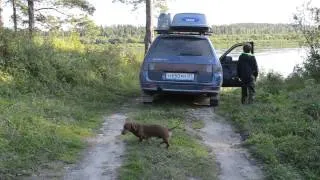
[72, 16, 100, 38]
[100, 25, 145, 42]
[218, 73, 320, 179]
[54, 0, 96, 15]
[212, 23, 297, 35]
[304, 52, 320, 82]
[5, 0, 96, 31]
[257, 72, 285, 95]
[294, 3, 320, 82]
[0, 30, 141, 178]
[191, 120, 205, 130]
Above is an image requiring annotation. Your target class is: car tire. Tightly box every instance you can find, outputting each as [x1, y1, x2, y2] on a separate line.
[209, 96, 219, 107]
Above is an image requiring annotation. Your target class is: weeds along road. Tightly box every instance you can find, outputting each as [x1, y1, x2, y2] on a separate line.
[53, 96, 264, 180]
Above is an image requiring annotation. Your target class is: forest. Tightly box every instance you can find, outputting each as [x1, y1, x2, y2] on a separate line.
[80, 23, 300, 48]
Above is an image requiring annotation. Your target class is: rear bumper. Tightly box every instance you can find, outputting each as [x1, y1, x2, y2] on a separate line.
[141, 82, 220, 95]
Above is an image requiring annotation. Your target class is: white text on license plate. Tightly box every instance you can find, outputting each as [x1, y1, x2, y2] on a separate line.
[165, 73, 195, 81]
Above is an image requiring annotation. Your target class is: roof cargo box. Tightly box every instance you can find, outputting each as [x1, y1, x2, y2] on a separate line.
[170, 13, 210, 33]
[157, 13, 172, 32]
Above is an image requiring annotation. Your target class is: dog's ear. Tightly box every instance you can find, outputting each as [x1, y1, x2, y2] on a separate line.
[125, 118, 133, 123]
[131, 122, 138, 131]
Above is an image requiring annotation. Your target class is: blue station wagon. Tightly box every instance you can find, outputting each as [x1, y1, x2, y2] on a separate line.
[140, 13, 254, 106]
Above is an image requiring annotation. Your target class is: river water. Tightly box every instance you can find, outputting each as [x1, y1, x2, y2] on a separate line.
[217, 48, 307, 77]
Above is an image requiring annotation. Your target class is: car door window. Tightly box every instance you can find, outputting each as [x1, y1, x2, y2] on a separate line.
[220, 42, 254, 87]
[227, 46, 243, 61]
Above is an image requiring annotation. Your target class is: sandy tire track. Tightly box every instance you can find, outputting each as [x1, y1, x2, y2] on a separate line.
[63, 113, 126, 180]
[187, 107, 264, 180]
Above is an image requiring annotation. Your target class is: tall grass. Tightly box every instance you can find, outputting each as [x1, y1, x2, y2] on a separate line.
[0, 30, 142, 179]
[218, 73, 320, 179]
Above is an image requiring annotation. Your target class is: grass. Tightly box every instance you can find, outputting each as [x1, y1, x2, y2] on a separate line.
[0, 96, 103, 175]
[119, 104, 217, 180]
[217, 73, 320, 179]
[191, 120, 205, 130]
[0, 30, 142, 179]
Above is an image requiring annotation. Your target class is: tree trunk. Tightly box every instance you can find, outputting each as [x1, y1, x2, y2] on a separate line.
[0, 0, 3, 28]
[12, 0, 17, 32]
[27, 0, 34, 36]
[144, 0, 153, 54]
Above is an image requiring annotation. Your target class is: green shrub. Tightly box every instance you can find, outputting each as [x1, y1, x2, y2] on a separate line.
[258, 72, 284, 95]
[0, 30, 142, 178]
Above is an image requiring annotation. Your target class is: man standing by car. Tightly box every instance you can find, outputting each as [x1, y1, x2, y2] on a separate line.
[237, 43, 259, 104]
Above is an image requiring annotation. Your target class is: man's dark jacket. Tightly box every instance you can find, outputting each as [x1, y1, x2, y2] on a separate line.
[237, 53, 258, 82]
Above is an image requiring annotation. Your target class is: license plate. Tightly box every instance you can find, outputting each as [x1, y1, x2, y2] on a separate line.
[165, 73, 195, 81]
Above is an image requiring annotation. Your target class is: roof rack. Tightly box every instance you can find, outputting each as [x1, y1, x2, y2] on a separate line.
[155, 28, 213, 36]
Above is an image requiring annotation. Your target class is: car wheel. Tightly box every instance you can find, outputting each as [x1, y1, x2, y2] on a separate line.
[209, 96, 219, 107]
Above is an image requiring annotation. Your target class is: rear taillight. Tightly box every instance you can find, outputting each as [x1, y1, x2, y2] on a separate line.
[142, 63, 156, 71]
[149, 63, 156, 70]
[206, 65, 213, 73]
[212, 65, 222, 73]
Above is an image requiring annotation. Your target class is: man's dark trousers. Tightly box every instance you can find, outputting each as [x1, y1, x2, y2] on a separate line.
[241, 76, 255, 104]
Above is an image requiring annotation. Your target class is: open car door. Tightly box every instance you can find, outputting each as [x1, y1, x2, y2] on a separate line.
[220, 42, 254, 87]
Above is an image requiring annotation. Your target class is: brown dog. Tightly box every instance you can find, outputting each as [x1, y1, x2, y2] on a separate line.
[121, 121, 179, 148]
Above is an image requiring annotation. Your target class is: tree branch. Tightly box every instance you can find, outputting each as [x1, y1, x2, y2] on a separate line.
[35, 7, 70, 17]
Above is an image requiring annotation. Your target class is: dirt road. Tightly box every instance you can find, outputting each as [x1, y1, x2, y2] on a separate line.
[63, 114, 126, 180]
[188, 107, 263, 180]
[62, 99, 263, 180]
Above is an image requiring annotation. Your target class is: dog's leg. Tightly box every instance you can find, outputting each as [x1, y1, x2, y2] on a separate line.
[160, 139, 170, 149]
[145, 137, 150, 144]
[159, 141, 165, 147]
[165, 140, 169, 149]
[160, 138, 170, 149]
[139, 137, 143, 142]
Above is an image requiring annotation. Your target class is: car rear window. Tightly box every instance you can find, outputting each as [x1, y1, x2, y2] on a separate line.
[149, 36, 213, 57]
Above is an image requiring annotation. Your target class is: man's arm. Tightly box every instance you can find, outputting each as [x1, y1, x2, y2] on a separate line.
[237, 56, 242, 78]
[252, 56, 258, 79]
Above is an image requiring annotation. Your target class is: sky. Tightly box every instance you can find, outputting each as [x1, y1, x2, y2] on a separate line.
[2, 0, 320, 27]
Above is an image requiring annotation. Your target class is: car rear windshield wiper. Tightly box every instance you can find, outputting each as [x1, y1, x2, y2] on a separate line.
[179, 53, 202, 56]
